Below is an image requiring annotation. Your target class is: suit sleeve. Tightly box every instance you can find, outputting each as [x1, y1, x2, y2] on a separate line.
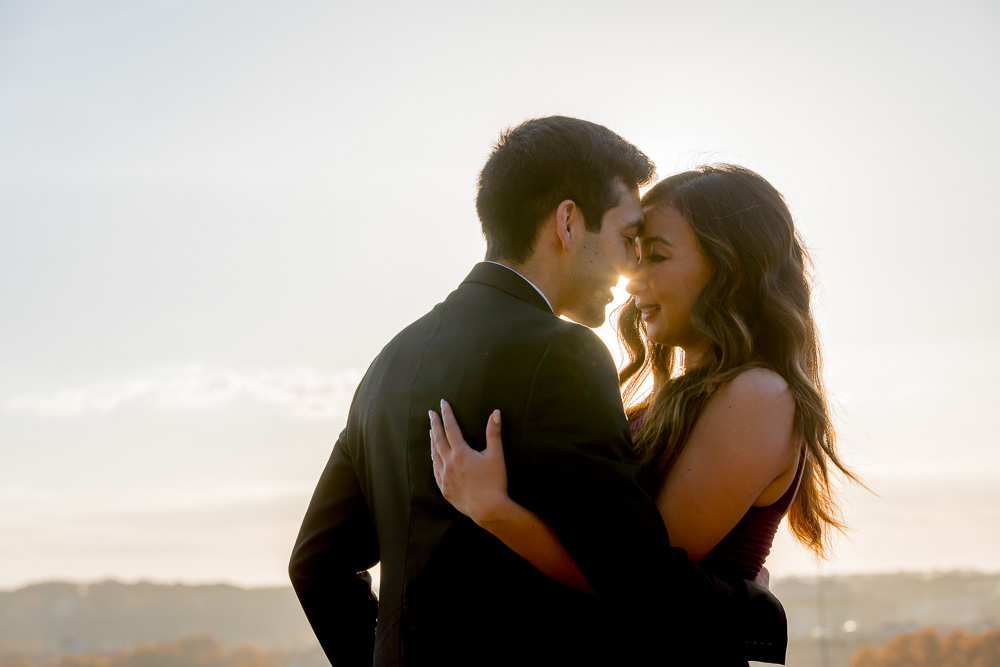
[289, 428, 379, 666]
[514, 326, 762, 661]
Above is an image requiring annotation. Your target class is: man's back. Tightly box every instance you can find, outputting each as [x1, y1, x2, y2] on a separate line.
[291, 263, 676, 665]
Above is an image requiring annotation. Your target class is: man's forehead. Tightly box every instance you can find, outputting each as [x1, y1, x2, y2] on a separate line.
[618, 192, 643, 227]
[602, 180, 642, 228]
[620, 217, 642, 232]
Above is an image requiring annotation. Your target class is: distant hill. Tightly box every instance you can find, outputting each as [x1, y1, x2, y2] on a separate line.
[0, 580, 315, 656]
[2, 572, 999, 667]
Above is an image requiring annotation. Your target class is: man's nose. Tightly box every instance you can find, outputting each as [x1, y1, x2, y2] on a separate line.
[625, 259, 647, 295]
[620, 251, 640, 280]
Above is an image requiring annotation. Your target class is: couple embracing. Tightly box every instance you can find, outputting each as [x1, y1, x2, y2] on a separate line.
[289, 116, 855, 665]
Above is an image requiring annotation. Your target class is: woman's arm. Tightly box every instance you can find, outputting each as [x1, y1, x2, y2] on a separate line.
[655, 368, 800, 561]
[429, 401, 594, 594]
[429, 367, 799, 591]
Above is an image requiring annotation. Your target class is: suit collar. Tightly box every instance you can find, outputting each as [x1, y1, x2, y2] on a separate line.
[461, 262, 554, 314]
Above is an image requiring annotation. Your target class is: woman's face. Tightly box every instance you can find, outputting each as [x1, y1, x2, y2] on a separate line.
[627, 205, 713, 353]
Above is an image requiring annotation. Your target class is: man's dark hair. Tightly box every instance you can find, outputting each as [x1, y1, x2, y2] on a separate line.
[476, 116, 656, 263]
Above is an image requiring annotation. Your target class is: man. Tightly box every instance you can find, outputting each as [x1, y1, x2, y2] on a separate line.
[289, 116, 786, 665]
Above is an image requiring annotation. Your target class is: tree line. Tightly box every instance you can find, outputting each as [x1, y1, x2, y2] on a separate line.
[850, 627, 1000, 667]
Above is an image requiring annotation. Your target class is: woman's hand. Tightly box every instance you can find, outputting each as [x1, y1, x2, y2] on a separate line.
[429, 400, 595, 594]
[429, 400, 510, 525]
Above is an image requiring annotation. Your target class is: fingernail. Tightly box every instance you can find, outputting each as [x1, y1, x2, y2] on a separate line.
[492, 409, 501, 425]
[428, 410, 434, 422]
[440, 399, 447, 410]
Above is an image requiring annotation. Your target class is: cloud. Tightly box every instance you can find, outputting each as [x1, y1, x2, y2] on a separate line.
[4, 366, 363, 420]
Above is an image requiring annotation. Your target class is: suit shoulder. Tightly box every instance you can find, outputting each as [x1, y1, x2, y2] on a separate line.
[529, 322, 621, 403]
[544, 322, 617, 367]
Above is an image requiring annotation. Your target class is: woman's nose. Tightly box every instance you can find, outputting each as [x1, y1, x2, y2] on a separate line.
[625, 274, 647, 296]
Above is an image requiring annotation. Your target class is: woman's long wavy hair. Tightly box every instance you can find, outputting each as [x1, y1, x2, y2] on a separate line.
[618, 164, 859, 557]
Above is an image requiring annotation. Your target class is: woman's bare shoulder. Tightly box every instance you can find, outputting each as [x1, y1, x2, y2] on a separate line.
[723, 366, 791, 401]
[692, 366, 798, 467]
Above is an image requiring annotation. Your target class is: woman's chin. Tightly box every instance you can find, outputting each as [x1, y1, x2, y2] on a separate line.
[644, 328, 671, 347]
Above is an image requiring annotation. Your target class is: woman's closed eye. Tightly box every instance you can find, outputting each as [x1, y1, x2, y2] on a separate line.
[638, 247, 667, 263]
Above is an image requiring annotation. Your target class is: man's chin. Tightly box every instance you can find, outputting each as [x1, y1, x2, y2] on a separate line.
[565, 308, 607, 329]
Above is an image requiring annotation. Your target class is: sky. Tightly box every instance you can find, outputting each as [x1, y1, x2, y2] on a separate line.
[1, 0, 999, 589]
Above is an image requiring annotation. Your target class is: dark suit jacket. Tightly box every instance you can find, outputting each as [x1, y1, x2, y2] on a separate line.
[289, 262, 786, 666]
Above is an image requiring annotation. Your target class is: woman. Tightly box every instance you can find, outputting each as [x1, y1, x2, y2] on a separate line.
[430, 164, 857, 597]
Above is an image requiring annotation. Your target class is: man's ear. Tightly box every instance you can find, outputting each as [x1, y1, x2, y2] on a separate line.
[554, 199, 584, 251]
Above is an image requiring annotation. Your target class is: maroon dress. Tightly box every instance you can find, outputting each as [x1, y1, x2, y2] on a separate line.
[698, 456, 803, 666]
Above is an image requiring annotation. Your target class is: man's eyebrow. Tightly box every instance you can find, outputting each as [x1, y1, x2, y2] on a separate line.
[623, 220, 642, 232]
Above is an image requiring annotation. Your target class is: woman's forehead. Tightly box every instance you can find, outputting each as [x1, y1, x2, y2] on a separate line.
[640, 205, 694, 242]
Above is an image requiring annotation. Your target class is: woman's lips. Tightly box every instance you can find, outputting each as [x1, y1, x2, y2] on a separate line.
[638, 304, 660, 321]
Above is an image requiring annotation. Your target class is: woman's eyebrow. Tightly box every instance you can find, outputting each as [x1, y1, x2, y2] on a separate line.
[642, 235, 674, 247]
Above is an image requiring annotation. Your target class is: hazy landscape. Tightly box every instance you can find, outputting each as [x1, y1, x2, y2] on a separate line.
[2, 571, 999, 667]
